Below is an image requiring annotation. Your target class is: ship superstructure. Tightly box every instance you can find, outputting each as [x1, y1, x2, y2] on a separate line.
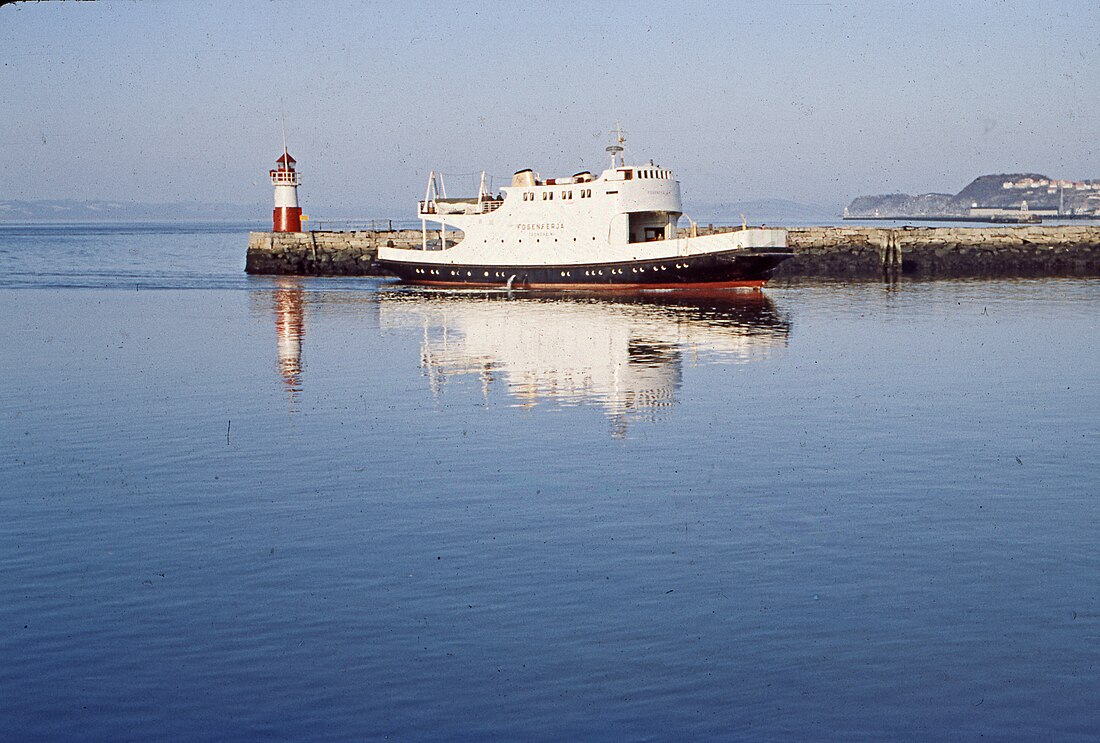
[377, 131, 791, 289]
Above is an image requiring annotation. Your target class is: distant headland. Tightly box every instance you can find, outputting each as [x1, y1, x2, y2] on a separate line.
[845, 174, 1100, 223]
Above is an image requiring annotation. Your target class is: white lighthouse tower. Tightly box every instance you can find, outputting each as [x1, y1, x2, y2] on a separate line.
[270, 148, 302, 232]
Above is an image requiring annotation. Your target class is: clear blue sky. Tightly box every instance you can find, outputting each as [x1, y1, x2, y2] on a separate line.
[2, 0, 1098, 215]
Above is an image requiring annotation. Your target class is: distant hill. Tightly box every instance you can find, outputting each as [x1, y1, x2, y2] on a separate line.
[0, 200, 266, 222]
[846, 174, 1100, 218]
[690, 198, 840, 224]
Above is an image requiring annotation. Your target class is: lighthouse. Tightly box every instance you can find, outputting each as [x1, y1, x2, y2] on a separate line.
[270, 148, 303, 232]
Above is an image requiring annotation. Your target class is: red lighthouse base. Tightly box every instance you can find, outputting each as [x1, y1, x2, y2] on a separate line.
[273, 206, 303, 232]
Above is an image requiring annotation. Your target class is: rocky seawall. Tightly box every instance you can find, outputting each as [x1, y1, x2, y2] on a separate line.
[780, 225, 1100, 278]
[245, 229, 460, 276]
[245, 225, 1100, 279]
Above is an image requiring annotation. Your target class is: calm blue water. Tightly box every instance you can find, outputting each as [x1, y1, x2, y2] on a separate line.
[2, 223, 1099, 741]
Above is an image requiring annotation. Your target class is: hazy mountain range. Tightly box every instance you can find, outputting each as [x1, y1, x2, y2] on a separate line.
[683, 198, 841, 223]
[0, 197, 842, 225]
[0, 200, 267, 222]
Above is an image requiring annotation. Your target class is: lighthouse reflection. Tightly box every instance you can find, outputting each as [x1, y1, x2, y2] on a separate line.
[271, 278, 306, 407]
[379, 290, 790, 434]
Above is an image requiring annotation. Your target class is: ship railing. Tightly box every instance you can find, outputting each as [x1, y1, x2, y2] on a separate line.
[418, 199, 503, 216]
[475, 199, 504, 214]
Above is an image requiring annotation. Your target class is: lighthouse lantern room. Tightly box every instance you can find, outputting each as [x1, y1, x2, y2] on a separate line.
[270, 149, 303, 232]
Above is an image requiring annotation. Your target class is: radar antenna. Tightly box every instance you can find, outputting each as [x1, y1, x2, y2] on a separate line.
[606, 121, 626, 168]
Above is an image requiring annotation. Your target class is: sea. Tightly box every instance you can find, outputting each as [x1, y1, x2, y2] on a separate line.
[1, 222, 1098, 741]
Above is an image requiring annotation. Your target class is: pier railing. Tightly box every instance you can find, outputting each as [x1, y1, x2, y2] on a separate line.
[307, 218, 413, 232]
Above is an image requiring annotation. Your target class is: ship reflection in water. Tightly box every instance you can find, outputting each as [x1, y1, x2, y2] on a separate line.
[271, 278, 306, 407]
[380, 289, 790, 433]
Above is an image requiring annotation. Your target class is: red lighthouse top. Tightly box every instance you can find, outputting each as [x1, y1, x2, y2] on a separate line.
[274, 149, 296, 171]
[271, 148, 300, 185]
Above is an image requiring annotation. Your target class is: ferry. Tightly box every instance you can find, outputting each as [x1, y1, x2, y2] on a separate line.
[377, 130, 793, 290]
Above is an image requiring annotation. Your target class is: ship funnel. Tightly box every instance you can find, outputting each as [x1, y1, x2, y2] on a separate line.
[511, 169, 536, 188]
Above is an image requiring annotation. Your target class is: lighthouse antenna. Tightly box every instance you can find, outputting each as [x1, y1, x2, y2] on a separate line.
[280, 101, 288, 156]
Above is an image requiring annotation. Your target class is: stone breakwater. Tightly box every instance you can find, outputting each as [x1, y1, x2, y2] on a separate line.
[780, 225, 1100, 278]
[245, 225, 1100, 279]
[245, 229, 460, 276]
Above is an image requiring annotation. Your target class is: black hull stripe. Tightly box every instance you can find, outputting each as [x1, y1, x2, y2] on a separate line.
[378, 249, 792, 289]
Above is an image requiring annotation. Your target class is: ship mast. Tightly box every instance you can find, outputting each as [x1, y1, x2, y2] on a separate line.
[607, 122, 626, 168]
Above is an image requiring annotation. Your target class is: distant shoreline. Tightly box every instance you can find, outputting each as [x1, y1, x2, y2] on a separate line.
[846, 213, 1100, 225]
